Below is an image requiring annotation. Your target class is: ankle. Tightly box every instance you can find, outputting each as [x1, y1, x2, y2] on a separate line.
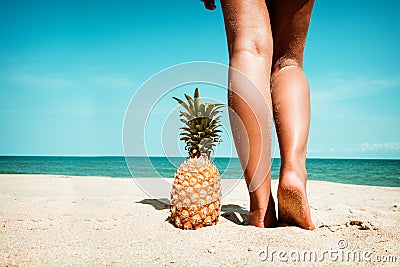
[279, 162, 307, 189]
[249, 209, 266, 228]
[249, 191, 270, 212]
[281, 159, 306, 177]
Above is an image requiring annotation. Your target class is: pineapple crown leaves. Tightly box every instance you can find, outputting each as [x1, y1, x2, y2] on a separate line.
[173, 88, 224, 158]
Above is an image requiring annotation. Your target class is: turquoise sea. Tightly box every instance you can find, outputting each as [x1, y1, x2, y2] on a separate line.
[0, 156, 399, 187]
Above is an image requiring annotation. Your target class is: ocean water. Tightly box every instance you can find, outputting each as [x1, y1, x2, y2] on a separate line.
[0, 156, 399, 187]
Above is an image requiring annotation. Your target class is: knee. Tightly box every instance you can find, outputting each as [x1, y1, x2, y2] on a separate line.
[230, 34, 273, 60]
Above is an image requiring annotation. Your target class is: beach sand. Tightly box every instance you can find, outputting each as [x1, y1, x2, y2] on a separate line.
[1, 174, 399, 266]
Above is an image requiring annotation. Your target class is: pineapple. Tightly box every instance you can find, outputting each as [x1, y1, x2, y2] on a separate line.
[170, 88, 224, 230]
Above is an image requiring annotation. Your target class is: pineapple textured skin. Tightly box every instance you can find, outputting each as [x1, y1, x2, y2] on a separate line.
[171, 88, 223, 230]
[170, 155, 221, 230]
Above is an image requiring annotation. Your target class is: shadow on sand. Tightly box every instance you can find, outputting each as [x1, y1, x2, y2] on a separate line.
[137, 198, 250, 225]
[136, 198, 169, 210]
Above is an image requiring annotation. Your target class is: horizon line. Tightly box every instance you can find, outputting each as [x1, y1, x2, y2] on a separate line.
[0, 154, 399, 160]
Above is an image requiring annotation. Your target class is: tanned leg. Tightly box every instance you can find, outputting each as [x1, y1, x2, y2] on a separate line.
[221, 0, 277, 228]
[269, 0, 315, 230]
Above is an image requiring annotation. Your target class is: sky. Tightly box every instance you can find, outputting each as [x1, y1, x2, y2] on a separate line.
[0, 0, 399, 159]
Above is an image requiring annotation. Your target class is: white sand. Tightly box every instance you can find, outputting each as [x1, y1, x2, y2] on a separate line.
[1, 174, 399, 266]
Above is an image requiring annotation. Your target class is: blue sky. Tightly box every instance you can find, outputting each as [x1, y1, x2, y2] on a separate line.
[0, 0, 399, 159]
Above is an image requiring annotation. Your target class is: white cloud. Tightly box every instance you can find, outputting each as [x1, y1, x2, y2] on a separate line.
[360, 142, 400, 152]
[9, 73, 136, 91]
[89, 75, 135, 90]
[11, 74, 75, 89]
[311, 75, 400, 110]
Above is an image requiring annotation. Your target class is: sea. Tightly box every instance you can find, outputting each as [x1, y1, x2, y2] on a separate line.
[0, 156, 399, 187]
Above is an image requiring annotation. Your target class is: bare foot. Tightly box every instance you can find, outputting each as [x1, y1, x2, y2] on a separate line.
[278, 171, 315, 230]
[249, 195, 277, 228]
[249, 209, 267, 228]
[264, 195, 277, 228]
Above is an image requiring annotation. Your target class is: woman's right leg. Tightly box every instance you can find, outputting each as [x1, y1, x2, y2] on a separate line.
[221, 0, 276, 227]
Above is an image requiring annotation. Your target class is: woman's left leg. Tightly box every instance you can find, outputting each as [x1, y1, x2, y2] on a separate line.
[221, 0, 277, 227]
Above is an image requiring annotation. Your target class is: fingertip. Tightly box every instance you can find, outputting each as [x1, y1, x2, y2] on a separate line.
[202, 0, 217, 11]
[206, 5, 216, 10]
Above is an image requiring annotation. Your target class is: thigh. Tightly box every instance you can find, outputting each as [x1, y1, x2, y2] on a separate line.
[220, 0, 273, 58]
[269, 0, 314, 72]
